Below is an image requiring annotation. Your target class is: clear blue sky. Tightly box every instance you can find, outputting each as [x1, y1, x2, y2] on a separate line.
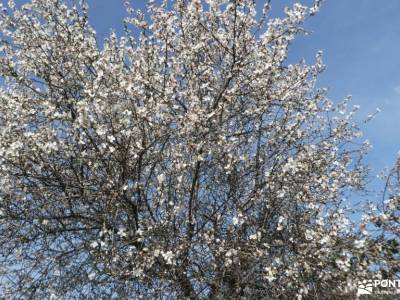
[12, 0, 400, 187]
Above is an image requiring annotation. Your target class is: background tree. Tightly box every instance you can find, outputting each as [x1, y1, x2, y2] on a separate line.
[0, 0, 397, 299]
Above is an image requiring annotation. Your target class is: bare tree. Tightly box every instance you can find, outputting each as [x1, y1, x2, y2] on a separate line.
[0, 0, 397, 299]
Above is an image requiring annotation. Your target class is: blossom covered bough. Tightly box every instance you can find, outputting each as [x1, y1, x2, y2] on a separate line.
[0, 0, 398, 298]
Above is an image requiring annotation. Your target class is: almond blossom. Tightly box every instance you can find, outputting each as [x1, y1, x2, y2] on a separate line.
[0, 0, 397, 299]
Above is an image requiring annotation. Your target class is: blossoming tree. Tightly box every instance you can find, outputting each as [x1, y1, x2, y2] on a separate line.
[0, 0, 398, 299]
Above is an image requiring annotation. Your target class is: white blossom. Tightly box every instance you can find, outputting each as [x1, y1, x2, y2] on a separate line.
[0, 0, 396, 298]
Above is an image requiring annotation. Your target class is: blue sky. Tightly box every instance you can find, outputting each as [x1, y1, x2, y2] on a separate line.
[87, 0, 400, 185]
[10, 0, 400, 188]
[287, 0, 400, 174]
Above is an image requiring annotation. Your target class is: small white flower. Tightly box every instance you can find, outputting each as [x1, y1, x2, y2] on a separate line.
[50, 293, 57, 300]
[354, 239, 365, 249]
[132, 268, 143, 277]
[157, 174, 165, 184]
[117, 227, 127, 238]
[319, 236, 330, 245]
[225, 249, 237, 257]
[249, 231, 261, 241]
[277, 190, 286, 198]
[277, 216, 286, 231]
[232, 216, 239, 225]
[305, 229, 313, 241]
[265, 267, 276, 282]
[161, 250, 174, 265]
[249, 233, 258, 240]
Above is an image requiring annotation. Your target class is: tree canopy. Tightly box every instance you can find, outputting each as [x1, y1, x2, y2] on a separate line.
[0, 0, 398, 299]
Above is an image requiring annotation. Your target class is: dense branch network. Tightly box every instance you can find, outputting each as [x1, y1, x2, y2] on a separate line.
[0, 0, 398, 299]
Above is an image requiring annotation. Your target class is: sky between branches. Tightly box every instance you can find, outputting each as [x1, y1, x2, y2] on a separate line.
[15, 0, 400, 190]
[95, 0, 400, 169]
